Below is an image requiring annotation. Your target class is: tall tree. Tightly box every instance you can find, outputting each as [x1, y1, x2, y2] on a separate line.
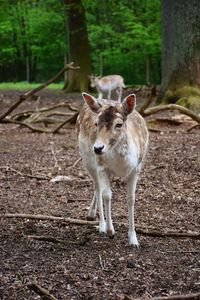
[64, 0, 92, 92]
[159, 0, 200, 105]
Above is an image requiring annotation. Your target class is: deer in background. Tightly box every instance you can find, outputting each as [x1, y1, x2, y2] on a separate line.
[90, 75, 125, 102]
[76, 92, 149, 246]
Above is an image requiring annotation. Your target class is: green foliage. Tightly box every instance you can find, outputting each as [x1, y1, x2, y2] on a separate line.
[84, 0, 161, 84]
[0, 0, 161, 84]
[0, 81, 63, 90]
[0, 0, 66, 82]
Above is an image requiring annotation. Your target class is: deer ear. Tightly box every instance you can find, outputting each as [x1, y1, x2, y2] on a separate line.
[82, 92, 101, 113]
[122, 94, 136, 116]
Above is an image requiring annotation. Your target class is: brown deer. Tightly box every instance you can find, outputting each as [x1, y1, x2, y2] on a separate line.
[90, 75, 125, 102]
[76, 93, 148, 246]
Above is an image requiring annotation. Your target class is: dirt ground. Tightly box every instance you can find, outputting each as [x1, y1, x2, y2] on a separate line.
[0, 88, 199, 300]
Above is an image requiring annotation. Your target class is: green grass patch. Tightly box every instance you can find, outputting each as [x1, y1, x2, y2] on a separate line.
[0, 82, 64, 90]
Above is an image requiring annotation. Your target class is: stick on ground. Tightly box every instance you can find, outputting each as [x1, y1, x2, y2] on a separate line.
[27, 281, 57, 300]
[2, 213, 200, 239]
[121, 291, 200, 300]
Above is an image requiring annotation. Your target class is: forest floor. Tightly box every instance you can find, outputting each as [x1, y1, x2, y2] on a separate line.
[0, 88, 199, 300]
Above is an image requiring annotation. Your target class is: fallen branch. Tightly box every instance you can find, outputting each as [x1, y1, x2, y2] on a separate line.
[52, 111, 79, 133]
[1, 118, 52, 133]
[121, 291, 200, 300]
[2, 213, 99, 225]
[187, 123, 200, 132]
[0, 62, 79, 121]
[143, 104, 200, 124]
[11, 102, 77, 122]
[2, 213, 200, 239]
[0, 166, 51, 180]
[27, 281, 57, 300]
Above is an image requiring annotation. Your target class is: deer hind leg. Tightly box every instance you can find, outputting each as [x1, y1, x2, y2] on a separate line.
[127, 170, 139, 247]
[103, 183, 115, 237]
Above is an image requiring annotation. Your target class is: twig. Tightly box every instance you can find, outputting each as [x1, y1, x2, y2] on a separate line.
[0, 62, 79, 121]
[98, 254, 105, 270]
[143, 104, 200, 124]
[50, 144, 59, 169]
[0, 166, 51, 180]
[122, 291, 200, 300]
[27, 281, 57, 300]
[2, 213, 200, 239]
[68, 157, 82, 169]
[148, 127, 163, 133]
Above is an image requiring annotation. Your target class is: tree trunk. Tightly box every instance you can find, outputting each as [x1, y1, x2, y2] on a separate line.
[158, 0, 200, 106]
[146, 54, 151, 86]
[63, 0, 92, 92]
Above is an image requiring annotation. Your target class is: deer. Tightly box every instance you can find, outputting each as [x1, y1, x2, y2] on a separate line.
[90, 75, 125, 102]
[76, 92, 149, 247]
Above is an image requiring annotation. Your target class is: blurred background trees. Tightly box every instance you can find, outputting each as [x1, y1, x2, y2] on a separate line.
[159, 0, 200, 109]
[0, 0, 161, 88]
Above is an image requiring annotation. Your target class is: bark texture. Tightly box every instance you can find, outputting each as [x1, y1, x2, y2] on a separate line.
[159, 0, 200, 104]
[64, 0, 92, 92]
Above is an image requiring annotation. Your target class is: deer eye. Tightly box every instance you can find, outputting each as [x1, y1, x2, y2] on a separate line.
[115, 123, 122, 129]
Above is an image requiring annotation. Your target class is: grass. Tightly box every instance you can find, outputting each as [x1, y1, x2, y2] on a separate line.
[0, 82, 64, 90]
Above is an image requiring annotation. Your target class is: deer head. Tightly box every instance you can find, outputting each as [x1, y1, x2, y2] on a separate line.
[82, 93, 136, 155]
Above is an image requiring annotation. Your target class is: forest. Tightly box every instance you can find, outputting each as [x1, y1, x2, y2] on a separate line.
[0, 0, 161, 85]
[0, 1, 200, 300]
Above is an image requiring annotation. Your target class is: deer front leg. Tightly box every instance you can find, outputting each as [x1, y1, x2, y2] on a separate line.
[117, 86, 122, 102]
[127, 171, 139, 247]
[98, 91, 103, 99]
[87, 191, 97, 221]
[96, 169, 114, 235]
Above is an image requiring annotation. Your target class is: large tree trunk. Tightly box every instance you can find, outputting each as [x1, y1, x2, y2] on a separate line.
[158, 0, 200, 111]
[63, 0, 92, 92]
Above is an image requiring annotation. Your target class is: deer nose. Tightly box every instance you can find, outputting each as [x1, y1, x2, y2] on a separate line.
[94, 145, 104, 155]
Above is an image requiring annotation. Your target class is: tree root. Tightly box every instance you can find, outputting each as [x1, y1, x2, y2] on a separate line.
[2, 213, 200, 239]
